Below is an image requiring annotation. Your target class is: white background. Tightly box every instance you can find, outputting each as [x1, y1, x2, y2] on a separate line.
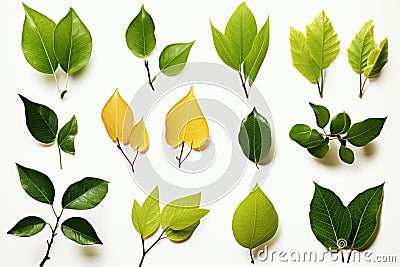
[1, 0, 399, 266]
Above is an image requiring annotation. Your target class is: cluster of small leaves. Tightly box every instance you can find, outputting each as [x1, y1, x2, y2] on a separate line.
[289, 103, 386, 164]
[19, 95, 78, 169]
[131, 187, 209, 267]
[348, 20, 388, 98]
[310, 182, 384, 263]
[232, 185, 278, 264]
[8, 164, 108, 267]
[210, 2, 270, 98]
[126, 5, 195, 91]
[22, 4, 92, 99]
[290, 10, 340, 98]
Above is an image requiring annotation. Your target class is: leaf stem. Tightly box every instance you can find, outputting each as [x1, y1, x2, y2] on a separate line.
[340, 249, 344, 263]
[360, 76, 368, 99]
[52, 72, 61, 95]
[347, 250, 353, 263]
[57, 145, 63, 170]
[176, 142, 193, 168]
[144, 60, 155, 91]
[151, 71, 161, 83]
[116, 138, 136, 173]
[319, 69, 324, 98]
[139, 228, 167, 267]
[61, 72, 69, 99]
[249, 249, 254, 264]
[238, 71, 249, 98]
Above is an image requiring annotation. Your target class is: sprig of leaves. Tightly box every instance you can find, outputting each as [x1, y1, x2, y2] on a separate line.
[131, 187, 209, 267]
[210, 2, 270, 98]
[19, 95, 78, 169]
[126, 5, 195, 91]
[289, 103, 386, 164]
[309, 182, 384, 263]
[8, 164, 108, 267]
[290, 10, 340, 98]
[22, 4, 92, 99]
[348, 20, 388, 98]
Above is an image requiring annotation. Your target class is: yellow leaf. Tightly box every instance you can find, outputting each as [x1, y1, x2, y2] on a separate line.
[165, 86, 209, 150]
[101, 89, 134, 144]
[130, 117, 149, 152]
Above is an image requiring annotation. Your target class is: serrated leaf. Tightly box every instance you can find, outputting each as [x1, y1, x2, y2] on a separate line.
[62, 177, 109, 210]
[126, 5, 156, 58]
[364, 38, 388, 78]
[345, 118, 386, 147]
[165, 221, 200, 242]
[57, 115, 78, 155]
[159, 41, 195, 76]
[16, 164, 55, 205]
[307, 138, 329, 159]
[61, 217, 102, 245]
[306, 10, 340, 70]
[289, 125, 325, 149]
[309, 182, 352, 250]
[339, 146, 355, 164]
[54, 8, 92, 74]
[210, 21, 240, 70]
[309, 103, 330, 128]
[238, 108, 271, 166]
[330, 112, 351, 135]
[7, 216, 46, 237]
[130, 117, 149, 153]
[22, 3, 58, 74]
[347, 184, 384, 250]
[19, 94, 58, 144]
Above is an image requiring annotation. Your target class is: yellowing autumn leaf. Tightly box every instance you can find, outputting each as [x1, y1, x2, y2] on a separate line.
[165, 86, 209, 150]
[130, 117, 149, 152]
[101, 89, 134, 144]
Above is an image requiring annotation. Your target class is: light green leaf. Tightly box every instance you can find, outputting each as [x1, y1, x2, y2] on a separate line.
[347, 183, 384, 250]
[22, 3, 58, 74]
[289, 125, 325, 149]
[7, 216, 46, 237]
[307, 138, 329, 159]
[345, 118, 386, 147]
[61, 217, 102, 245]
[309, 103, 330, 128]
[57, 115, 78, 155]
[330, 112, 351, 135]
[238, 108, 272, 166]
[347, 20, 375, 74]
[62, 177, 109, 210]
[165, 221, 200, 242]
[309, 182, 352, 250]
[131, 200, 142, 235]
[16, 164, 55, 205]
[339, 146, 355, 164]
[159, 41, 195, 76]
[306, 10, 340, 70]
[54, 8, 92, 74]
[210, 21, 240, 70]
[364, 38, 388, 78]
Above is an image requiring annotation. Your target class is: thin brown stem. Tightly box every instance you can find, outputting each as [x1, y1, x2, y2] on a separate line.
[319, 70, 324, 98]
[238, 72, 249, 98]
[144, 60, 155, 91]
[316, 80, 322, 98]
[340, 249, 344, 263]
[116, 138, 135, 173]
[360, 76, 368, 99]
[139, 228, 167, 267]
[176, 142, 193, 168]
[347, 250, 353, 263]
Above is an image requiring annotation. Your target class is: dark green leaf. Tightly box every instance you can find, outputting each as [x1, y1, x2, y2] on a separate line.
[307, 138, 329, 159]
[7, 216, 46, 237]
[61, 217, 102, 245]
[289, 124, 325, 149]
[159, 41, 195, 76]
[19, 94, 58, 144]
[309, 103, 330, 128]
[364, 38, 388, 78]
[165, 221, 200, 242]
[210, 21, 240, 70]
[346, 118, 386, 147]
[339, 146, 354, 164]
[330, 112, 351, 135]
[16, 164, 55, 205]
[57, 115, 78, 155]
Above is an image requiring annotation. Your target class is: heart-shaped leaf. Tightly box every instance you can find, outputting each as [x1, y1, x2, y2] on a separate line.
[57, 115, 78, 155]
[7, 216, 46, 237]
[348, 20, 375, 74]
[345, 117, 386, 147]
[159, 41, 195, 76]
[130, 117, 149, 152]
[61, 217, 102, 245]
[310, 103, 330, 128]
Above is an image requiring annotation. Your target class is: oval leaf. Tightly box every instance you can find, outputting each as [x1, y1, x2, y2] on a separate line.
[210, 21, 240, 70]
[339, 146, 355, 164]
[364, 37, 388, 78]
[330, 112, 351, 135]
[130, 117, 149, 152]
[61, 217, 102, 245]
[309, 103, 330, 128]
[159, 41, 195, 76]
[165, 221, 200, 243]
[345, 117, 386, 147]
[289, 125, 325, 149]
[58, 115, 78, 155]
[307, 138, 329, 159]
[7, 216, 46, 237]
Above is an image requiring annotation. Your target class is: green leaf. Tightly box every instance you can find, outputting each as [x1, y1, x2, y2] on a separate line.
[347, 20, 375, 74]
[57, 115, 78, 155]
[364, 37, 388, 78]
[225, 2, 257, 64]
[159, 41, 195, 76]
[126, 5, 156, 58]
[330, 112, 351, 135]
[22, 3, 58, 74]
[210, 21, 240, 70]
[54, 8, 92, 74]
[289, 27, 321, 83]
[16, 164, 55, 205]
[232, 185, 278, 250]
[243, 16, 270, 86]
[62, 177, 109, 210]
[165, 221, 200, 242]
[19, 94, 58, 144]
[61, 217, 102, 245]
[307, 138, 329, 159]
[339, 146, 355, 164]
[347, 183, 384, 250]
[131, 200, 142, 235]
[309, 103, 330, 128]
[309, 182, 352, 250]
[345, 118, 387, 147]
[306, 10, 340, 70]
[289, 125, 325, 149]
[238, 108, 272, 166]
[7, 216, 46, 237]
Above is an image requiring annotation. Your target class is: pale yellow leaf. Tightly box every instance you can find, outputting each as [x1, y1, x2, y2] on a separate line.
[165, 86, 209, 150]
[101, 89, 134, 144]
[130, 117, 149, 152]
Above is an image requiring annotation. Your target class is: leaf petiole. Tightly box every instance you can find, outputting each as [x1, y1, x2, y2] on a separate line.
[144, 60, 155, 91]
[238, 71, 249, 98]
[176, 141, 193, 168]
[57, 145, 63, 170]
[116, 138, 138, 173]
[139, 228, 168, 267]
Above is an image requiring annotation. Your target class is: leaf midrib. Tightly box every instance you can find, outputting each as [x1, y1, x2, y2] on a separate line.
[316, 186, 339, 247]
[24, 170, 52, 204]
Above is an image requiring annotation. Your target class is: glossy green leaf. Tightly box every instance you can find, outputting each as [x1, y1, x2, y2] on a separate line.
[57, 115, 78, 155]
[19, 94, 58, 144]
[126, 5, 156, 58]
[7, 216, 46, 237]
[339, 146, 355, 164]
[62, 177, 109, 210]
[210, 22, 240, 70]
[165, 221, 200, 242]
[238, 108, 272, 166]
[306, 10, 340, 70]
[22, 3, 58, 74]
[16, 164, 55, 205]
[347, 20, 375, 74]
[347, 184, 384, 250]
[345, 118, 386, 147]
[61, 217, 102, 245]
[307, 138, 329, 159]
[309, 103, 330, 128]
[309, 182, 352, 250]
[364, 38, 388, 78]
[289, 125, 325, 149]
[159, 41, 195, 76]
[330, 112, 351, 135]
[54, 8, 92, 74]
